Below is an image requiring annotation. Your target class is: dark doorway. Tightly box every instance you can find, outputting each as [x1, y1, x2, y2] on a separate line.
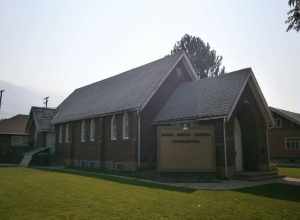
[237, 104, 260, 171]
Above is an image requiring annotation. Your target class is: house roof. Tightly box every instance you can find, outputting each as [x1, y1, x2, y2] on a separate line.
[52, 52, 196, 124]
[155, 68, 254, 123]
[270, 107, 300, 126]
[28, 107, 56, 132]
[0, 114, 29, 135]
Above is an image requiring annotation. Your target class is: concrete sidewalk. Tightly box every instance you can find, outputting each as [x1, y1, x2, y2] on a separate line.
[168, 179, 283, 190]
[167, 177, 300, 190]
[34, 166, 300, 190]
[281, 177, 300, 186]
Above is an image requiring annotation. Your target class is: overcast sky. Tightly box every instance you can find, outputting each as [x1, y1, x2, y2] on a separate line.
[0, 0, 299, 116]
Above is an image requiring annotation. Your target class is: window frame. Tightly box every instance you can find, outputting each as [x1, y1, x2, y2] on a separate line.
[285, 137, 300, 150]
[65, 124, 70, 143]
[58, 125, 63, 144]
[274, 118, 282, 128]
[81, 120, 86, 143]
[122, 112, 129, 140]
[90, 119, 95, 142]
[111, 115, 117, 141]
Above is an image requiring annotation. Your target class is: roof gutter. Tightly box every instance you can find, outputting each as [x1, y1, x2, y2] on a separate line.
[153, 115, 226, 125]
[52, 107, 138, 125]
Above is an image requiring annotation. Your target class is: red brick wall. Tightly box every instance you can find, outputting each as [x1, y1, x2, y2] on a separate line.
[55, 111, 138, 170]
[269, 113, 300, 160]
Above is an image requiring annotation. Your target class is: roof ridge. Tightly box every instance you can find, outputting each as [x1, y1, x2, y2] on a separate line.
[270, 106, 300, 125]
[226, 67, 252, 75]
[178, 67, 251, 84]
[271, 107, 300, 118]
[53, 52, 187, 124]
[31, 106, 56, 110]
[270, 106, 300, 114]
[75, 52, 183, 92]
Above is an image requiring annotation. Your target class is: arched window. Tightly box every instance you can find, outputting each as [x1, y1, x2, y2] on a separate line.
[274, 118, 282, 128]
[122, 112, 129, 139]
[81, 120, 86, 142]
[111, 115, 117, 140]
[90, 119, 95, 141]
[65, 124, 70, 143]
[58, 125, 63, 143]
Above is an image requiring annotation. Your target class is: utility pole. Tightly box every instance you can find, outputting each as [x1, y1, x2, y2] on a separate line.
[43, 96, 49, 109]
[0, 89, 4, 111]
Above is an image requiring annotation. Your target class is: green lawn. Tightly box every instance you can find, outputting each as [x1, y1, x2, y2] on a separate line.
[278, 167, 300, 179]
[0, 168, 300, 220]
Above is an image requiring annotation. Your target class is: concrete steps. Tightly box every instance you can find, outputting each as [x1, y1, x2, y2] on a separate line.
[19, 147, 50, 167]
[235, 170, 284, 181]
[19, 155, 32, 167]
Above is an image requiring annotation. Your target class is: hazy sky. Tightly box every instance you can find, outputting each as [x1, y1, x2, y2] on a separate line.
[0, 0, 299, 114]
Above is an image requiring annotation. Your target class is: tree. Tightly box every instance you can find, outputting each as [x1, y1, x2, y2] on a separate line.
[286, 0, 300, 32]
[171, 34, 225, 78]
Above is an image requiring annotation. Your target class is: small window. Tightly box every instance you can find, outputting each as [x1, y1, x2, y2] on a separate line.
[285, 138, 300, 150]
[111, 115, 117, 140]
[58, 125, 63, 143]
[122, 113, 129, 139]
[81, 120, 86, 142]
[274, 118, 282, 128]
[90, 119, 95, 141]
[65, 124, 70, 143]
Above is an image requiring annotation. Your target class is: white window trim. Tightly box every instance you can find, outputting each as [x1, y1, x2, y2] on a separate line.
[111, 115, 117, 141]
[81, 120, 86, 143]
[90, 119, 95, 142]
[274, 118, 282, 128]
[285, 137, 300, 150]
[58, 125, 63, 144]
[122, 112, 129, 140]
[65, 124, 70, 143]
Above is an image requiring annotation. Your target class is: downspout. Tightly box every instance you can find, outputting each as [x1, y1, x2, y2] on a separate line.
[137, 110, 141, 169]
[223, 117, 228, 178]
[266, 124, 271, 169]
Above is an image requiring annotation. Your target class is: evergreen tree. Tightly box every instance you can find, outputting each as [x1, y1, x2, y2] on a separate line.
[171, 34, 225, 78]
[286, 0, 300, 32]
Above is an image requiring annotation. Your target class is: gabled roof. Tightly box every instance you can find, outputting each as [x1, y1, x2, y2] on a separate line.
[28, 107, 56, 132]
[52, 52, 197, 124]
[270, 107, 300, 126]
[0, 114, 29, 135]
[155, 68, 274, 124]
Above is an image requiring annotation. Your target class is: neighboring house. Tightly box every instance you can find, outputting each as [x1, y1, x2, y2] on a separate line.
[269, 107, 300, 162]
[26, 107, 56, 153]
[0, 114, 30, 163]
[52, 52, 274, 178]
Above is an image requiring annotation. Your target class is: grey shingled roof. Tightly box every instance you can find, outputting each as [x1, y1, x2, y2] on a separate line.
[270, 107, 300, 126]
[0, 114, 29, 135]
[52, 52, 185, 124]
[30, 107, 56, 131]
[155, 68, 251, 122]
